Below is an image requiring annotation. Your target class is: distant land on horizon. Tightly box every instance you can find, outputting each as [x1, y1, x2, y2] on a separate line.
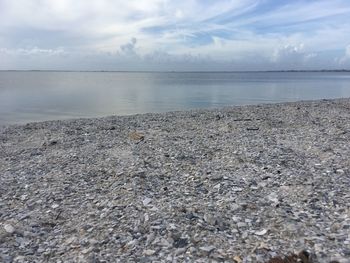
[1, 69, 350, 73]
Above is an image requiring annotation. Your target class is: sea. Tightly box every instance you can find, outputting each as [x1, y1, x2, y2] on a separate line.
[1, 71, 350, 125]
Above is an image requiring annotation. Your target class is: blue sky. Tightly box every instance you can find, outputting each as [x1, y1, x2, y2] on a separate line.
[1, 0, 350, 70]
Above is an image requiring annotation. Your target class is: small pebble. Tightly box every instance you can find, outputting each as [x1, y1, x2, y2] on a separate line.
[4, 224, 15, 234]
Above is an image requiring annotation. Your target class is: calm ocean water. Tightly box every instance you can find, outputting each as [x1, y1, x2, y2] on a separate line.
[1, 71, 350, 124]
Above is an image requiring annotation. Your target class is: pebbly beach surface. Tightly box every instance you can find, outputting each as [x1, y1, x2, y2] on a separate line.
[0, 98, 350, 263]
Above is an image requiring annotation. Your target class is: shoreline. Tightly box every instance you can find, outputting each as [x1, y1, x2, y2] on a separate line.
[1, 98, 349, 262]
[2, 97, 349, 128]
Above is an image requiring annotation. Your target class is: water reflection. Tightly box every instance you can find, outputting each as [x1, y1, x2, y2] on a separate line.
[1, 71, 350, 124]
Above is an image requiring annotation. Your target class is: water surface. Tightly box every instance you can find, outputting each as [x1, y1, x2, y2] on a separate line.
[1, 71, 350, 124]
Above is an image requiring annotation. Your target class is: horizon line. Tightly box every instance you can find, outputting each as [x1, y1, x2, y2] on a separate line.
[0, 69, 350, 73]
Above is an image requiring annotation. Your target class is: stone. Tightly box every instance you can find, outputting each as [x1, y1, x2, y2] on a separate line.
[175, 247, 187, 255]
[143, 249, 156, 256]
[51, 203, 60, 209]
[237, 222, 246, 228]
[233, 255, 243, 263]
[267, 192, 279, 203]
[4, 224, 15, 234]
[204, 214, 216, 226]
[142, 197, 152, 206]
[129, 132, 145, 142]
[255, 229, 268, 236]
[173, 237, 188, 248]
[199, 246, 216, 253]
[1, 98, 350, 262]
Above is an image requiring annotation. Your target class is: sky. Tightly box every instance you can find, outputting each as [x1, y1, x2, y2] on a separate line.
[1, 0, 350, 71]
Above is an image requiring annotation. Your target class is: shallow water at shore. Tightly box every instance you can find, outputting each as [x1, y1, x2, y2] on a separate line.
[1, 71, 350, 124]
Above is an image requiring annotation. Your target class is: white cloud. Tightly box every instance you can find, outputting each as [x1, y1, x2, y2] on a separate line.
[343, 45, 350, 58]
[272, 44, 304, 61]
[338, 44, 350, 65]
[1, 0, 350, 70]
[0, 47, 66, 56]
[232, 1, 350, 28]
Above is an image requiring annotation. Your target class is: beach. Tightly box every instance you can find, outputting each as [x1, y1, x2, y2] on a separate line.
[0, 98, 349, 262]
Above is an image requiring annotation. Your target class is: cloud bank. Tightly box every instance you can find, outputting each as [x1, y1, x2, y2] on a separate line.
[1, 0, 350, 70]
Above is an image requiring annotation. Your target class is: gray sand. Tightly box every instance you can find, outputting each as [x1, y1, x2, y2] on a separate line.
[0, 98, 349, 262]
